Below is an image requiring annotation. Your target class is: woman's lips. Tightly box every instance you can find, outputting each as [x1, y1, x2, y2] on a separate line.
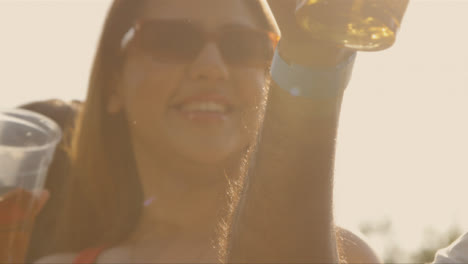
[173, 98, 234, 123]
[180, 101, 228, 113]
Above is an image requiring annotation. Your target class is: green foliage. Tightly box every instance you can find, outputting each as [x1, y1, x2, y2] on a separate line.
[410, 225, 462, 263]
[359, 219, 463, 264]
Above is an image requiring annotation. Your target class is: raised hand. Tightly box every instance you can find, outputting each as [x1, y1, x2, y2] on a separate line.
[268, 0, 355, 67]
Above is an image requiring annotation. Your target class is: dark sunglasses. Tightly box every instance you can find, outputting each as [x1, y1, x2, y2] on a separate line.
[121, 19, 279, 67]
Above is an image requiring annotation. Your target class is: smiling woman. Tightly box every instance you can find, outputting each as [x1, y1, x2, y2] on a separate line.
[4, 1, 467, 263]
[17, 0, 386, 262]
[29, 0, 279, 263]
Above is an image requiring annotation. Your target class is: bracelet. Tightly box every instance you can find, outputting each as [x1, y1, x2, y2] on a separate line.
[270, 47, 357, 98]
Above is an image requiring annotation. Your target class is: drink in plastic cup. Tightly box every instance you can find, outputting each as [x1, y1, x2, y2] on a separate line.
[0, 109, 62, 263]
[296, 0, 410, 51]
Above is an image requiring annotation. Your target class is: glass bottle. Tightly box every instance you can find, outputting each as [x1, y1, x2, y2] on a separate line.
[296, 0, 410, 51]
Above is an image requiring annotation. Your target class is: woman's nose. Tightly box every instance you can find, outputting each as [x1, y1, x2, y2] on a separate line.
[188, 42, 229, 81]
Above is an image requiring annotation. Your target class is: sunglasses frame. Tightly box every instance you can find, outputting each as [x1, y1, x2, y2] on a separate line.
[120, 19, 280, 66]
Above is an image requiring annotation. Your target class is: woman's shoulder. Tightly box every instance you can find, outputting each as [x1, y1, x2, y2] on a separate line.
[34, 252, 77, 264]
[336, 226, 382, 264]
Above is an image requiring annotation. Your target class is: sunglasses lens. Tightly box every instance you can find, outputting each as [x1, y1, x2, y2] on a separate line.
[133, 20, 275, 66]
[138, 21, 203, 62]
[220, 29, 274, 67]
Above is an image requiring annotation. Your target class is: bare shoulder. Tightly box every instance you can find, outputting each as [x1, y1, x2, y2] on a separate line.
[336, 226, 382, 264]
[34, 252, 77, 264]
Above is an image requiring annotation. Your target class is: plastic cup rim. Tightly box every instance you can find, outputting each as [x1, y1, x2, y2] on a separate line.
[0, 108, 63, 153]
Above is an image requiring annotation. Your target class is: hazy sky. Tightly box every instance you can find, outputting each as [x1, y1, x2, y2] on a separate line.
[335, 0, 468, 248]
[1, 0, 467, 259]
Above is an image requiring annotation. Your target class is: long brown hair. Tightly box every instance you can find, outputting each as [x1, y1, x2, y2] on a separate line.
[37, 0, 279, 258]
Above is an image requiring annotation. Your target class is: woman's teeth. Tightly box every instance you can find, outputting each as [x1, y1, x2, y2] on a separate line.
[180, 102, 227, 113]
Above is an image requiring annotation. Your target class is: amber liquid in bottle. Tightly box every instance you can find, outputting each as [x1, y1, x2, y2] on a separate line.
[296, 0, 409, 51]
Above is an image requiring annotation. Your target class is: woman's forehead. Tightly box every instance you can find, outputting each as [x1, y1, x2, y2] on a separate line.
[140, 0, 259, 29]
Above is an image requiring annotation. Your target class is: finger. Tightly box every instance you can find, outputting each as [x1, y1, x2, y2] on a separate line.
[33, 190, 50, 216]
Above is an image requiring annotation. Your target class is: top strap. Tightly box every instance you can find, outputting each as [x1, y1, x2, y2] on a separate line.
[72, 246, 108, 264]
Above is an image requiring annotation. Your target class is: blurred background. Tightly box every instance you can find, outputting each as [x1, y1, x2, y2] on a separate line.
[1, 0, 467, 262]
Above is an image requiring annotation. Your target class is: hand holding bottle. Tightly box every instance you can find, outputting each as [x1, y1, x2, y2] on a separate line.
[268, 0, 354, 67]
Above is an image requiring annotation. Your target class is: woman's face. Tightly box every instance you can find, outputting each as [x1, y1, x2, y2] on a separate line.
[112, 0, 270, 164]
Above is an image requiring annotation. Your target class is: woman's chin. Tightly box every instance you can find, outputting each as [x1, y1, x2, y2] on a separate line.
[182, 148, 240, 165]
[168, 134, 248, 165]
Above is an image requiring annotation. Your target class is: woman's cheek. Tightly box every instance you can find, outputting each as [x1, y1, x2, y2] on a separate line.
[236, 68, 267, 107]
[234, 69, 267, 140]
[122, 60, 185, 121]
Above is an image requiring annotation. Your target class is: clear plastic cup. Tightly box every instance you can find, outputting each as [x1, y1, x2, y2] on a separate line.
[0, 108, 62, 263]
